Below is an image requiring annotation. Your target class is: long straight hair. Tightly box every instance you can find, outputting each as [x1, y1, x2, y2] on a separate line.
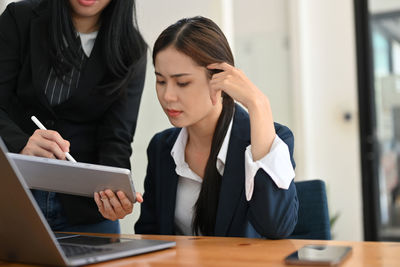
[48, 0, 147, 94]
[153, 16, 235, 236]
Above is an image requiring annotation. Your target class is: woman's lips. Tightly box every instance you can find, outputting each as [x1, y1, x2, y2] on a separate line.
[77, 0, 96, 7]
[167, 109, 182, 117]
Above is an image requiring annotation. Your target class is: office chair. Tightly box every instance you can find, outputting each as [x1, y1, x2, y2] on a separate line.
[245, 179, 331, 240]
[289, 179, 331, 240]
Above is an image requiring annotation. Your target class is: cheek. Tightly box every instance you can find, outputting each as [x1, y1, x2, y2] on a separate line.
[184, 86, 213, 113]
[155, 87, 164, 105]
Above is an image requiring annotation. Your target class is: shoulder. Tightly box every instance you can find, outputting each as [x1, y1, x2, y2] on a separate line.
[0, 0, 44, 34]
[147, 127, 181, 154]
[232, 104, 294, 147]
[3, 0, 41, 18]
[232, 104, 294, 140]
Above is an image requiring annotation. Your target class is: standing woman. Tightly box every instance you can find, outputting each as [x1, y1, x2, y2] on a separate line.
[0, 0, 147, 233]
[98, 16, 298, 238]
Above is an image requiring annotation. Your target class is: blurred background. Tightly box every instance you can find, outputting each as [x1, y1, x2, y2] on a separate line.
[1, 0, 400, 242]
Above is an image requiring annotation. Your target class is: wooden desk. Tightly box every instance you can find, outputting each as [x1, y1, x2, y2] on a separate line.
[1, 234, 400, 266]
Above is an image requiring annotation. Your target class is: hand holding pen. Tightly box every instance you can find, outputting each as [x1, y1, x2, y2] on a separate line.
[20, 116, 77, 162]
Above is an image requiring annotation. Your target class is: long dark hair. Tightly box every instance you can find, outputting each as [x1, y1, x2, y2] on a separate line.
[48, 0, 147, 94]
[153, 16, 235, 236]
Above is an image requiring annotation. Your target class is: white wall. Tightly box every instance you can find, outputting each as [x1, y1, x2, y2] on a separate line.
[289, 0, 363, 240]
[370, 0, 400, 13]
[233, 0, 292, 127]
[0, 0, 18, 13]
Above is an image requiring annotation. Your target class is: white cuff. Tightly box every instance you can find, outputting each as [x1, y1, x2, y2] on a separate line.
[244, 136, 295, 201]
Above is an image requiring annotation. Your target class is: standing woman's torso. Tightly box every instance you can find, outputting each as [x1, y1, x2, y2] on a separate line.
[0, 0, 147, 167]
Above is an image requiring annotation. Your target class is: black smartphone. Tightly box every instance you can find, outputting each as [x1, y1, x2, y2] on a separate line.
[284, 245, 352, 266]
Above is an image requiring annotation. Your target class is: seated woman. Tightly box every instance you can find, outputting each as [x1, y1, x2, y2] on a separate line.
[96, 16, 298, 238]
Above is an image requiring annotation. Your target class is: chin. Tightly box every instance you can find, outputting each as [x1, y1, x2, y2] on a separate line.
[168, 118, 188, 128]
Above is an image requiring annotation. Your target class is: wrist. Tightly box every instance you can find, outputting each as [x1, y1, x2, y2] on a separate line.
[247, 92, 270, 113]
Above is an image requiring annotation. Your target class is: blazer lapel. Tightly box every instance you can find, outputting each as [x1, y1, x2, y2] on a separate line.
[29, 6, 55, 116]
[54, 29, 107, 115]
[70, 30, 106, 99]
[215, 105, 250, 236]
[159, 130, 180, 234]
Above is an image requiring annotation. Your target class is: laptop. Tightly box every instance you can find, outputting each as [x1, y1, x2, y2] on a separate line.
[0, 138, 175, 266]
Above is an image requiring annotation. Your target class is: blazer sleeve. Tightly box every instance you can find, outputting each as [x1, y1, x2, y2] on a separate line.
[0, 3, 30, 152]
[134, 135, 160, 234]
[96, 54, 147, 169]
[248, 125, 298, 239]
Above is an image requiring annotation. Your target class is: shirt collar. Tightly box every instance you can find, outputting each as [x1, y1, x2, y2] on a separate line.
[170, 116, 234, 179]
[78, 31, 98, 57]
[216, 117, 233, 176]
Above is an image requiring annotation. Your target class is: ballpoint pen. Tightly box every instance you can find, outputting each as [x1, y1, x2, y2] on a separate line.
[31, 116, 77, 162]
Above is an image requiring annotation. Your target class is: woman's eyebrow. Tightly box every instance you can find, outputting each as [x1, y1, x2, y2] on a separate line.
[155, 72, 191, 78]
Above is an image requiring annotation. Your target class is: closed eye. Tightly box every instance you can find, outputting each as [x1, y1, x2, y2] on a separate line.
[156, 80, 166, 85]
[177, 82, 190, 87]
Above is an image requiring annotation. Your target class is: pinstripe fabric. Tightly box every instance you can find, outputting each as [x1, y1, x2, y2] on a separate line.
[44, 37, 87, 106]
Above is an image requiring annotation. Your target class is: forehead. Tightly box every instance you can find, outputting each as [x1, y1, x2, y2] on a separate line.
[155, 47, 205, 75]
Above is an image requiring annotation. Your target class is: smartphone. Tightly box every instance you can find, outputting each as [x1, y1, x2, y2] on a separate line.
[284, 245, 352, 265]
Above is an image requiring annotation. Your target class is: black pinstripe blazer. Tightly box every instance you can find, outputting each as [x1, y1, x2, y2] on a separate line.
[0, 0, 146, 225]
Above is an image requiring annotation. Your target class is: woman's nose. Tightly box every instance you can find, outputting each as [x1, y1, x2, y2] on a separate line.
[163, 84, 178, 102]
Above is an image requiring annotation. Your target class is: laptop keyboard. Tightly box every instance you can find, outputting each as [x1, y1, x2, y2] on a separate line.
[61, 244, 112, 257]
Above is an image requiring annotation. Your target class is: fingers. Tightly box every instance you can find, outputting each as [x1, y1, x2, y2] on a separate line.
[207, 62, 233, 71]
[21, 129, 70, 160]
[22, 145, 57, 159]
[94, 190, 135, 221]
[94, 192, 104, 214]
[135, 192, 143, 203]
[37, 137, 67, 160]
[39, 130, 70, 152]
[116, 191, 133, 213]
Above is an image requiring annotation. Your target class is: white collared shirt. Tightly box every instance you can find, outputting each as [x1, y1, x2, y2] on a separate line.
[171, 118, 295, 235]
[78, 31, 98, 57]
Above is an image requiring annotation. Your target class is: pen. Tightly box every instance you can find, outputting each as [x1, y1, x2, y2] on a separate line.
[31, 116, 77, 163]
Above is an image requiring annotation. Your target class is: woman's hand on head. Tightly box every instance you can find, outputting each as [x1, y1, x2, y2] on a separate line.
[21, 129, 70, 160]
[207, 62, 268, 109]
[94, 190, 143, 221]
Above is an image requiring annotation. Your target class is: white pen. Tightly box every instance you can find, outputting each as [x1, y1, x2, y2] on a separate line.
[31, 116, 77, 163]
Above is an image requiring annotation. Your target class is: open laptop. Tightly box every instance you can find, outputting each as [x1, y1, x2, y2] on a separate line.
[0, 138, 175, 266]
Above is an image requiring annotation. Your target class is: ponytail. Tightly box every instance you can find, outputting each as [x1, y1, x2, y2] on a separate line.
[192, 93, 234, 235]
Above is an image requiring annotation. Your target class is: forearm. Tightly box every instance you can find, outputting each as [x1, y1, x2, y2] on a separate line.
[247, 94, 276, 161]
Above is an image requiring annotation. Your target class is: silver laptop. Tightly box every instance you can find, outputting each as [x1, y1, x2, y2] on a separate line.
[0, 138, 175, 266]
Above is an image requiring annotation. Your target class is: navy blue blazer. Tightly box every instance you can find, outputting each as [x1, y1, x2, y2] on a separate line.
[135, 105, 299, 238]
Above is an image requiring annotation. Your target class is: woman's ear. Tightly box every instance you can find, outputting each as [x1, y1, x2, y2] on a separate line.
[209, 85, 222, 106]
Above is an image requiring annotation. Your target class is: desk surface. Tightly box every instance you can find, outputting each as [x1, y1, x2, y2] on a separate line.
[1, 234, 400, 266]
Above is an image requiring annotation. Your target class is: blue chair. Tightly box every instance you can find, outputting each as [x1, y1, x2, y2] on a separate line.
[245, 179, 331, 240]
[289, 179, 331, 240]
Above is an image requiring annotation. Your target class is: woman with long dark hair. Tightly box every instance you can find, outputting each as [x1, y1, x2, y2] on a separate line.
[99, 16, 298, 238]
[0, 0, 146, 233]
